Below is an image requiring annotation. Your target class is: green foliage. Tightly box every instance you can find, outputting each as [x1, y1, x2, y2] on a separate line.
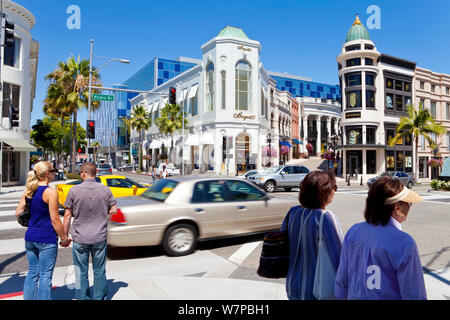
[130, 104, 151, 171]
[431, 179, 450, 191]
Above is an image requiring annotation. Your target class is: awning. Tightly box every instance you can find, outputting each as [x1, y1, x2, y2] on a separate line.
[200, 132, 214, 145]
[161, 98, 168, 107]
[188, 84, 198, 99]
[142, 140, 149, 149]
[1, 139, 37, 152]
[182, 88, 188, 100]
[293, 139, 303, 145]
[280, 141, 292, 148]
[148, 103, 154, 113]
[185, 135, 200, 146]
[149, 140, 161, 149]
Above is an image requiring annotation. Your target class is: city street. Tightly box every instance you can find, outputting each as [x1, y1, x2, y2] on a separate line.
[0, 173, 449, 300]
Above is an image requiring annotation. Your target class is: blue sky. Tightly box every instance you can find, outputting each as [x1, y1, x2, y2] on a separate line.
[15, 0, 450, 128]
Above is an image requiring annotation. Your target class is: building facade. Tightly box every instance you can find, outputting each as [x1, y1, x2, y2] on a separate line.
[337, 15, 416, 182]
[414, 67, 450, 179]
[0, 0, 38, 186]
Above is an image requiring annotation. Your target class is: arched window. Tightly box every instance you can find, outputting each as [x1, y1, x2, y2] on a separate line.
[206, 62, 214, 112]
[235, 61, 251, 111]
[221, 71, 226, 110]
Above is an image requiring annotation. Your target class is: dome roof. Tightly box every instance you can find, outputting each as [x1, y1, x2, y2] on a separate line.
[345, 15, 370, 42]
[217, 26, 249, 39]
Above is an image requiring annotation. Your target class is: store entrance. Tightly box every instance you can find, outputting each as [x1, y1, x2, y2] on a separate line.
[2, 150, 20, 186]
[236, 133, 250, 175]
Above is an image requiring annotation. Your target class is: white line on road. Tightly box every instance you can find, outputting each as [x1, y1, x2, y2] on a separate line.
[0, 238, 25, 255]
[0, 210, 16, 217]
[228, 241, 261, 265]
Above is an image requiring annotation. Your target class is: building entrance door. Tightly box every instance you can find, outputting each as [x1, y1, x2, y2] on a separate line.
[236, 133, 250, 174]
[349, 155, 359, 180]
[2, 151, 20, 186]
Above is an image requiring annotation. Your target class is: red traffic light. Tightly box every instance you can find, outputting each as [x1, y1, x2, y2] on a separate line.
[78, 148, 82, 153]
[88, 121, 95, 127]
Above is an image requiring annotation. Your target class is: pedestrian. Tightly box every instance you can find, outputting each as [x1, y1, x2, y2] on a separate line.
[58, 162, 64, 181]
[162, 165, 167, 179]
[280, 171, 343, 300]
[63, 162, 117, 300]
[335, 176, 426, 300]
[15, 161, 71, 300]
[151, 165, 156, 181]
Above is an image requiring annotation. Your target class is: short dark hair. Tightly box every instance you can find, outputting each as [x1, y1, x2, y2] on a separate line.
[299, 171, 336, 209]
[81, 162, 96, 177]
[364, 175, 403, 226]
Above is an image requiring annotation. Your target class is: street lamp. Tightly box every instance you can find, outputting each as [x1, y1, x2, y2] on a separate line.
[87, 39, 130, 161]
[267, 132, 272, 167]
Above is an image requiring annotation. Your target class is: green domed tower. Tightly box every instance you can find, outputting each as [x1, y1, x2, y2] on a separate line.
[345, 14, 370, 42]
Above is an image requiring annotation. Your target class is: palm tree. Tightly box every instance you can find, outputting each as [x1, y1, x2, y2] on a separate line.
[45, 55, 102, 173]
[155, 103, 188, 163]
[388, 103, 445, 181]
[130, 104, 151, 171]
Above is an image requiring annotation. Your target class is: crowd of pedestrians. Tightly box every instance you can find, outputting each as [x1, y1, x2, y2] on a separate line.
[16, 161, 427, 300]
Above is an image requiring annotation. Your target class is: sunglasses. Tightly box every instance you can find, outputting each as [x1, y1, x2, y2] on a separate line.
[48, 169, 56, 173]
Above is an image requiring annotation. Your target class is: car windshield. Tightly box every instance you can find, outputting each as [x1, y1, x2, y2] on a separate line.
[98, 164, 110, 169]
[68, 177, 101, 185]
[265, 166, 282, 173]
[141, 179, 179, 202]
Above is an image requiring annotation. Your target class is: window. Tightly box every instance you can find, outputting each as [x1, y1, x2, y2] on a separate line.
[431, 84, 435, 92]
[405, 134, 412, 146]
[396, 151, 404, 172]
[366, 90, 375, 109]
[191, 92, 198, 116]
[395, 80, 403, 91]
[235, 61, 251, 111]
[205, 62, 214, 112]
[293, 166, 309, 174]
[365, 44, 374, 50]
[366, 150, 376, 174]
[346, 58, 361, 67]
[446, 87, 449, 95]
[281, 166, 293, 174]
[142, 179, 178, 202]
[346, 126, 362, 144]
[420, 81, 424, 90]
[395, 95, 404, 111]
[345, 45, 360, 52]
[404, 82, 411, 92]
[221, 71, 226, 109]
[430, 101, 436, 118]
[386, 129, 395, 145]
[385, 93, 394, 110]
[346, 90, 361, 108]
[345, 73, 361, 86]
[386, 150, 395, 170]
[192, 181, 227, 203]
[447, 132, 450, 149]
[365, 58, 373, 66]
[3, 37, 20, 68]
[107, 178, 134, 188]
[365, 73, 375, 86]
[405, 151, 412, 173]
[225, 180, 265, 201]
[446, 103, 450, 120]
[366, 127, 377, 144]
[386, 78, 394, 89]
[2, 82, 20, 118]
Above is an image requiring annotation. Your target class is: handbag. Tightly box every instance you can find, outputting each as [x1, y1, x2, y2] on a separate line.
[257, 214, 289, 278]
[18, 196, 32, 227]
[313, 211, 337, 300]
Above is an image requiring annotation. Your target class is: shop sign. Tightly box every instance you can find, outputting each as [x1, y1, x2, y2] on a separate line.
[237, 45, 251, 52]
[345, 112, 361, 119]
[233, 112, 256, 121]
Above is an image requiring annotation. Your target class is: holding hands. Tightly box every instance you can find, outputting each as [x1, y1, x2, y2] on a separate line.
[59, 235, 72, 247]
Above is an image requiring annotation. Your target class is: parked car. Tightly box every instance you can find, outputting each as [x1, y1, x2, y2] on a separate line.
[57, 175, 151, 208]
[367, 171, 415, 189]
[238, 169, 263, 180]
[155, 163, 181, 177]
[107, 177, 298, 256]
[247, 165, 310, 192]
[97, 163, 112, 175]
[118, 163, 138, 172]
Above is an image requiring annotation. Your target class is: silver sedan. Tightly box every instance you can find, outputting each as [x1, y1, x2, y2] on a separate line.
[107, 177, 298, 256]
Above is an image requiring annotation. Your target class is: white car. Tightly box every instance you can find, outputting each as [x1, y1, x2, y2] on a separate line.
[155, 163, 181, 177]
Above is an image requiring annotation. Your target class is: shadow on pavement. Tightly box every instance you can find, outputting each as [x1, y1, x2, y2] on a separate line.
[53, 278, 128, 300]
[0, 252, 26, 274]
[0, 272, 25, 296]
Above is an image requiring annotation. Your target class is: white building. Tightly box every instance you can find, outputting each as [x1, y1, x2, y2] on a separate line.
[337, 15, 416, 182]
[0, 0, 38, 186]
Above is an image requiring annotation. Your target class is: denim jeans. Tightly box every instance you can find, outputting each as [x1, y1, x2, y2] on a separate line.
[23, 241, 58, 300]
[72, 240, 108, 300]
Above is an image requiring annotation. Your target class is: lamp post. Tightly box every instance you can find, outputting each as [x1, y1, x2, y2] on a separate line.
[267, 132, 272, 167]
[87, 39, 130, 161]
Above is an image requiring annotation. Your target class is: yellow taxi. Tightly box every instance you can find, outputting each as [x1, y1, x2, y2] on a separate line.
[57, 175, 151, 207]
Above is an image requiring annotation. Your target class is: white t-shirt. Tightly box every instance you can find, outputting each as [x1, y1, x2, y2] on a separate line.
[162, 169, 167, 179]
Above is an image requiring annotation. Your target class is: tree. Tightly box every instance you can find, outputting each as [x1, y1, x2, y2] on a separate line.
[388, 103, 445, 181]
[45, 55, 101, 173]
[130, 104, 151, 171]
[155, 103, 188, 163]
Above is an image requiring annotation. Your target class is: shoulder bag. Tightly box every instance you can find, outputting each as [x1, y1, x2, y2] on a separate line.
[18, 196, 32, 227]
[313, 211, 337, 300]
[257, 213, 290, 278]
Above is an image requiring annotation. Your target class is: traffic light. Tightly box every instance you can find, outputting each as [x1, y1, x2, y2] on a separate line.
[79, 146, 85, 154]
[169, 87, 176, 105]
[9, 102, 19, 127]
[87, 120, 95, 139]
[78, 147, 82, 154]
[88, 147, 94, 154]
[1, 16, 15, 47]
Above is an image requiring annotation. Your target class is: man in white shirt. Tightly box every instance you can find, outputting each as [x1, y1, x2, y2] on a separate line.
[162, 165, 167, 179]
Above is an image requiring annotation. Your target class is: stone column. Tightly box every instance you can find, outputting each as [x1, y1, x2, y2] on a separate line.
[326, 117, 332, 147]
[316, 115, 321, 156]
[334, 118, 339, 136]
[303, 115, 308, 144]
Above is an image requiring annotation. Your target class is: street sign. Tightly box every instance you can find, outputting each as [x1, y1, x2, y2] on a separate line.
[92, 94, 114, 102]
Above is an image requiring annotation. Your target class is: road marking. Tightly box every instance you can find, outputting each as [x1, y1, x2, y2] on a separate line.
[228, 241, 261, 265]
[0, 238, 25, 255]
[0, 221, 24, 232]
[0, 204, 18, 208]
[0, 210, 16, 217]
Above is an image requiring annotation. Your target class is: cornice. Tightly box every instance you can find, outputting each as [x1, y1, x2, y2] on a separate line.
[3, 0, 35, 29]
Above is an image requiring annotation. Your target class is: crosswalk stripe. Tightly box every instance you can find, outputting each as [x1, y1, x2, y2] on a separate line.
[0, 238, 25, 255]
[0, 210, 16, 217]
[228, 241, 261, 265]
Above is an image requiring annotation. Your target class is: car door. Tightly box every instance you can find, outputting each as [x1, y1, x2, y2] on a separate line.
[187, 180, 237, 238]
[281, 166, 297, 187]
[224, 180, 287, 233]
[106, 178, 134, 197]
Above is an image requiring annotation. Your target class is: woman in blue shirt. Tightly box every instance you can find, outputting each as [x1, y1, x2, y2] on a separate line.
[281, 171, 343, 300]
[335, 175, 427, 300]
[15, 161, 71, 300]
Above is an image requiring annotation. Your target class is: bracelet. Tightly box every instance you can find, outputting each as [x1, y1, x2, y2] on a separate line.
[61, 237, 69, 243]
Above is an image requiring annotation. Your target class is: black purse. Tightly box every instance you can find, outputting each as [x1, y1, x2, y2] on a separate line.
[257, 215, 290, 278]
[18, 196, 32, 227]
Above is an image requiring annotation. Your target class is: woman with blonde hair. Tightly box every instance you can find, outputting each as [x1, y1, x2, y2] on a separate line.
[15, 161, 71, 300]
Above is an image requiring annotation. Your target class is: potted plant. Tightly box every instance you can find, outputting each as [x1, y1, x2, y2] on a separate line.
[306, 143, 313, 156]
[428, 158, 443, 168]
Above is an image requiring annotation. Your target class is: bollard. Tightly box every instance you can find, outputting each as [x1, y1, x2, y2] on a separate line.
[347, 175, 351, 186]
[360, 176, 363, 186]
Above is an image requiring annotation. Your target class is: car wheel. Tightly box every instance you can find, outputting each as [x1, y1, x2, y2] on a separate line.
[407, 181, 413, 189]
[162, 223, 197, 257]
[264, 180, 276, 193]
[284, 188, 292, 192]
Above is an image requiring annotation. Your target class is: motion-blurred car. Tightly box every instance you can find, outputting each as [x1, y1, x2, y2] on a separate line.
[367, 171, 415, 189]
[97, 163, 112, 175]
[118, 163, 138, 172]
[247, 165, 310, 192]
[107, 177, 298, 256]
[57, 175, 151, 208]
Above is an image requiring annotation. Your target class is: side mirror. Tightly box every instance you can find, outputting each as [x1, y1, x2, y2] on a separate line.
[132, 185, 138, 195]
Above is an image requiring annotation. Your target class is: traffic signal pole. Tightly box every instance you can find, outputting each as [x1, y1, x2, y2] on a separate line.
[86, 39, 94, 162]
